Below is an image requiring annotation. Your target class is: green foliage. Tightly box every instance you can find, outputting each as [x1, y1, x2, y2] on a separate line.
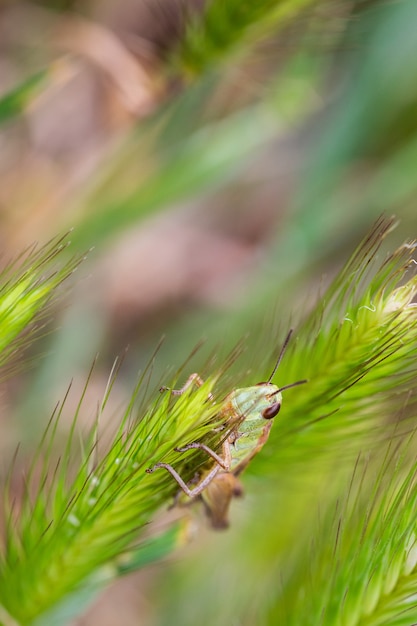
[3, 219, 417, 625]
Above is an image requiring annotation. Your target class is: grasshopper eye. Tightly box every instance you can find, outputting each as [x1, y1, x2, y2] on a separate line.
[262, 402, 281, 419]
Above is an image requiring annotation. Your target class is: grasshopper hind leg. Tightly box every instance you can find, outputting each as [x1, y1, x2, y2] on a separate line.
[146, 462, 221, 498]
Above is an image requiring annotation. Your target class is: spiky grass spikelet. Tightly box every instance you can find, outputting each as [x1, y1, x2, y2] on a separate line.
[0, 233, 82, 375]
[0, 367, 220, 625]
[266, 217, 417, 467]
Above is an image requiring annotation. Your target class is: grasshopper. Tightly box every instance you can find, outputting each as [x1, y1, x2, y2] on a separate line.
[146, 329, 306, 528]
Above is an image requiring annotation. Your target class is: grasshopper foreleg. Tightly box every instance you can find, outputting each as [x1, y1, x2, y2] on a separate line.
[175, 442, 230, 470]
[160, 373, 214, 401]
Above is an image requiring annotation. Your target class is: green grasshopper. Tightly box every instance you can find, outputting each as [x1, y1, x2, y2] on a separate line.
[147, 329, 306, 528]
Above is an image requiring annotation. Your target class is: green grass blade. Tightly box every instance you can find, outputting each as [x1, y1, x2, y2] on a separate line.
[0, 70, 47, 125]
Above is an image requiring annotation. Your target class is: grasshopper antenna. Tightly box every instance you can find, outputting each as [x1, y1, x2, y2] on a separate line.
[277, 379, 308, 393]
[267, 329, 293, 383]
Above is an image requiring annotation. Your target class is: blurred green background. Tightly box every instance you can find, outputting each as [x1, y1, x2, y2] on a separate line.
[1, 0, 417, 624]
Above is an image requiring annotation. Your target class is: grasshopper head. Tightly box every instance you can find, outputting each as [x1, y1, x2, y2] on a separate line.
[230, 330, 307, 424]
[241, 379, 307, 421]
[255, 382, 282, 419]
[253, 379, 308, 418]
[250, 329, 306, 420]
[230, 383, 282, 424]
[230, 379, 306, 428]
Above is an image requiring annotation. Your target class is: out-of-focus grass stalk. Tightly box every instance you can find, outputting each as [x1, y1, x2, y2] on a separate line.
[269, 434, 417, 626]
[171, 0, 317, 78]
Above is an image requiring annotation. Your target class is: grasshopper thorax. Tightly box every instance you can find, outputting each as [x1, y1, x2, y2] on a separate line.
[227, 328, 306, 428]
